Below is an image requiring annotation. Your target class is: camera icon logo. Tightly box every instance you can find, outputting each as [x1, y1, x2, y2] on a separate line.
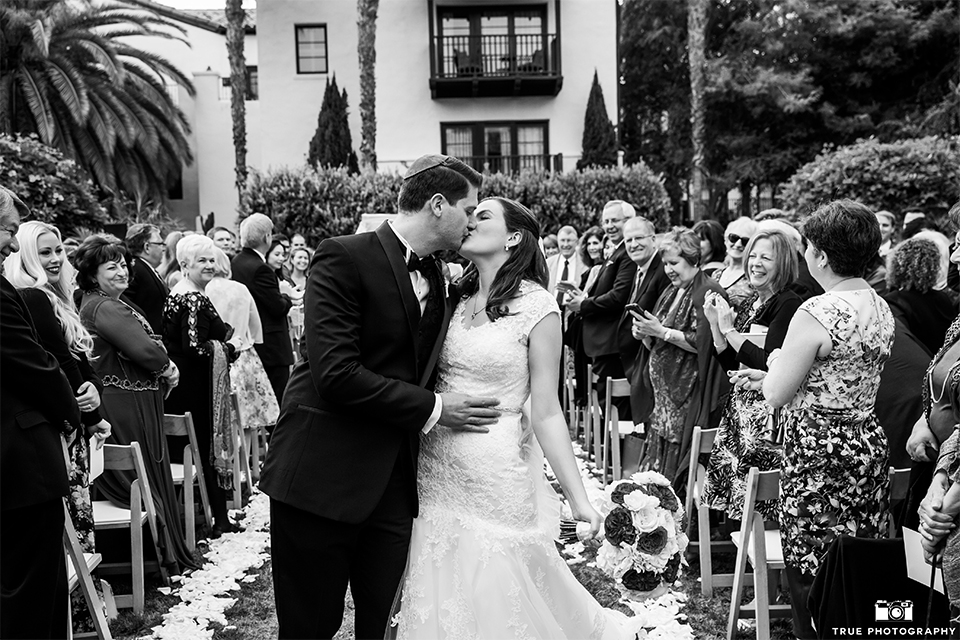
[875, 600, 913, 622]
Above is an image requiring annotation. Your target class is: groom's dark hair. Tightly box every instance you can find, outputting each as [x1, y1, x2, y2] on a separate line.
[397, 154, 482, 214]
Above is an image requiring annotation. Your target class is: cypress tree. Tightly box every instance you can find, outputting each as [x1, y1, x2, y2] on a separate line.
[577, 71, 618, 170]
[307, 75, 359, 173]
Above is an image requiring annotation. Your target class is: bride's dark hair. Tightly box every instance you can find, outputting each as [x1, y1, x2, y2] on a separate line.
[458, 197, 548, 322]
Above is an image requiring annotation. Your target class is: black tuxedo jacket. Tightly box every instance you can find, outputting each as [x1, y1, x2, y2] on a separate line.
[231, 247, 294, 368]
[579, 242, 638, 358]
[124, 258, 168, 334]
[259, 224, 452, 523]
[1, 276, 80, 511]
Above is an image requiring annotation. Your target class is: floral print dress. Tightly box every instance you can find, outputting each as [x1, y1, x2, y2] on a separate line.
[779, 289, 894, 577]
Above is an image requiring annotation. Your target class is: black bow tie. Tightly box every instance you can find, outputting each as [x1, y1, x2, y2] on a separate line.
[407, 252, 433, 273]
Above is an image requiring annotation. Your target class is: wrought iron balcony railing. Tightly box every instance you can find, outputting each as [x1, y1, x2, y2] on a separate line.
[434, 33, 559, 79]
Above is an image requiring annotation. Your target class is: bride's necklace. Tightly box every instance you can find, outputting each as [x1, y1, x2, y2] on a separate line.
[470, 294, 487, 321]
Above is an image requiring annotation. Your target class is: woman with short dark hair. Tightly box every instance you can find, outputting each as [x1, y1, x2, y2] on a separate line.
[75, 234, 197, 573]
[884, 237, 958, 354]
[732, 199, 895, 639]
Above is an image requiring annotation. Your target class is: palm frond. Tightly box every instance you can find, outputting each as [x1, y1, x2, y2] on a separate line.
[15, 67, 55, 143]
[28, 17, 49, 57]
[45, 57, 90, 122]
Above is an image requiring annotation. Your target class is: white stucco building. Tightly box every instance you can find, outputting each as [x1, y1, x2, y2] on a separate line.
[129, 0, 618, 230]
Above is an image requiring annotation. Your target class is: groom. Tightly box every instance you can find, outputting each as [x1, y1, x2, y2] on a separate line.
[259, 154, 501, 639]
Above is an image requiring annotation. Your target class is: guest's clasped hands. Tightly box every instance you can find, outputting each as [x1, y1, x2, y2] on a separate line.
[703, 290, 735, 332]
[74, 381, 112, 445]
[918, 472, 960, 565]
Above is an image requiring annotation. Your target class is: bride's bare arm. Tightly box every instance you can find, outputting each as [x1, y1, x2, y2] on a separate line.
[528, 312, 603, 538]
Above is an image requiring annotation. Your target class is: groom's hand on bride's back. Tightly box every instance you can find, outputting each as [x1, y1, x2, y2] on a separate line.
[439, 393, 500, 432]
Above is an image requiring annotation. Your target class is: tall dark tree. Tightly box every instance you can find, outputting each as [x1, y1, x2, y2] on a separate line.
[687, 0, 708, 220]
[225, 0, 247, 198]
[307, 75, 359, 173]
[577, 71, 617, 170]
[357, 0, 378, 172]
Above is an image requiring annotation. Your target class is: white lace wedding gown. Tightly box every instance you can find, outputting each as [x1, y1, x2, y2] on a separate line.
[391, 282, 640, 639]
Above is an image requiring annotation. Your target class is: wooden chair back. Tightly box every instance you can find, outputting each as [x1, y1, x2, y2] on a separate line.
[602, 378, 632, 484]
[64, 502, 112, 639]
[163, 412, 213, 532]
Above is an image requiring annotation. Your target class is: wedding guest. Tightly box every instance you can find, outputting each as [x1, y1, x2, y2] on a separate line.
[0, 187, 81, 639]
[876, 210, 896, 258]
[693, 219, 726, 277]
[266, 239, 288, 279]
[758, 218, 823, 301]
[885, 237, 958, 354]
[542, 233, 559, 257]
[163, 235, 236, 536]
[287, 247, 312, 292]
[733, 199, 894, 639]
[290, 233, 307, 253]
[124, 223, 169, 333]
[566, 225, 604, 408]
[232, 214, 294, 412]
[205, 248, 280, 465]
[75, 234, 196, 573]
[701, 229, 801, 519]
[632, 227, 727, 485]
[207, 226, 238, 258]
[714, 216, 758, 314]
[546, 225, 583, 307]
[616, 216, 671, 425]
[159, 230, 184, 287]
[566, 201, 639, 422]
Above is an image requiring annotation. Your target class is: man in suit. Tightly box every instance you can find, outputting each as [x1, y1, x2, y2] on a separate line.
[0, 186, 82, 639]
[207, 226, 238, 258]
[567, 200, 638, 420]
[259, 154, 502, 639]
[232, 214, 294, 409]
[124, 223, 168, 333]
[546, 225, 584, 305]
[616, 216, 672, 425]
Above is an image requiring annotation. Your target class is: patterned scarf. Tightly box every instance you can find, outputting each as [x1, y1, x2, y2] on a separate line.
[210, 341, 234, 490]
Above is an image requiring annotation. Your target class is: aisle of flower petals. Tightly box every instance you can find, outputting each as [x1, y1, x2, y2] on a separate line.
[148, 489, 272, 640]
[146, 445, 694, 639]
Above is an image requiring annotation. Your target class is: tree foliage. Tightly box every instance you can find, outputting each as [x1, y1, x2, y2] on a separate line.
[1, 0, 196, 208]
[620, 0, 960, 217]
[357, 0, 378, 172]
[307, 75, 359, 174]
[577, 71, 617, 170]
[0, 132, 108, 236]
[241, 164, 671, 247]
[780, 136, 960, 219]
[225, 0, 248, 196]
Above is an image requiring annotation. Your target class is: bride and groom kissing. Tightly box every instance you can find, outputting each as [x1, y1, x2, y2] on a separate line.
[259, 154, 641, 639]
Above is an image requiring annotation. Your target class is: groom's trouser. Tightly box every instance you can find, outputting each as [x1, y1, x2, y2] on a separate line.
[271, 453, 414, 639]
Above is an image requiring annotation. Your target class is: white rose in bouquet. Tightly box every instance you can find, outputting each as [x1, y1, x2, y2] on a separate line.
[596, 542, 635, 579]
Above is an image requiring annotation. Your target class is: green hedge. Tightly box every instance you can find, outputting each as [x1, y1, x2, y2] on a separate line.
[240, 164, 671, 246]
[0, 134, 107, 236]
[780, 136, 960, 220]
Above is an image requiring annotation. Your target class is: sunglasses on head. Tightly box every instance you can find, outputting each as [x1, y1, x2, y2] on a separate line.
[727, 233, 751, 246]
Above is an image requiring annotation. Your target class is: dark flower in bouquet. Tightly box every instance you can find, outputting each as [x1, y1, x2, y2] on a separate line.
[621, 568, 662, 592]
[636, 526, 669, 555]
[663, 553, 682, 583]
[604, 507, 637, 546]
[643, 483, 680, 512]
[610, 482, 642, 506]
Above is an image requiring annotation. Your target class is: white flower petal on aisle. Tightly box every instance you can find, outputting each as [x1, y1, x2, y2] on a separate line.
[548, 444, 695, 640]
[147, 489, 272, 640]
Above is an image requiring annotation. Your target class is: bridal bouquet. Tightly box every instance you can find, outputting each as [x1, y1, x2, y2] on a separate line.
[596, 471, 688, 599]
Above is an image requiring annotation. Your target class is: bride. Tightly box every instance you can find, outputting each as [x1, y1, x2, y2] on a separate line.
[390, 197, 640, 639]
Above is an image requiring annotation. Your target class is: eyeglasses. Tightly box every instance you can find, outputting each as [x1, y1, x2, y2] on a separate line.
[146, 241, 165, 247]
[403, 154, 460, 180]
[727, 233, 751, 246]
[626, 234, 655, 243]
[602, 218, 625, 225]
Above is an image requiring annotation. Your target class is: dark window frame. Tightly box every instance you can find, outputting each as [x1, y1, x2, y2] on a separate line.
[295, 24, 329, 74]
[440, 120, 550, 174]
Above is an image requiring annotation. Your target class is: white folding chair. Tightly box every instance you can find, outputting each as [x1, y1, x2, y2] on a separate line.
[92, 442, 170, 614]
[683, 426, 737, 597]
[601, 378, 635, 485]
[727, 467, 791, 640]
[64, 502, 112, 640]
[228, 393, 254, 510]
[163, 411, 213, 550]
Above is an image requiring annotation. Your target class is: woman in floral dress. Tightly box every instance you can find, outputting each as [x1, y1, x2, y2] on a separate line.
[734, 200, 894, 639]
[701, 229, 802, 520]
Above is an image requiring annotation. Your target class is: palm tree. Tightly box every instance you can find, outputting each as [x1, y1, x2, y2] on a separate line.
[1, 0, 195, 207]
[357, 0, 378, 172]
[686, 0, 707, 220]
[225, 0, 247, 198]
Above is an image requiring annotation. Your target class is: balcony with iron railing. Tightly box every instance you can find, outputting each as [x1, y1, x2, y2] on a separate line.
[430, 33, 562, 98]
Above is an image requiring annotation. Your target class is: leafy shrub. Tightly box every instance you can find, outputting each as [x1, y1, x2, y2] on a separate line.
[241, 163, 671, 246]
[780, 136, 960, 220]
[0, 133, 108, 236]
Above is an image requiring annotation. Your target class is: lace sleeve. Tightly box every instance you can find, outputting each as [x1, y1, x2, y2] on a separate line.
[518, 284, 560, 344]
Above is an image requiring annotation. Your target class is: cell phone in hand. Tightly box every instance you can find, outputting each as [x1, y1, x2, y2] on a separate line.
[625, 303, 643, 316]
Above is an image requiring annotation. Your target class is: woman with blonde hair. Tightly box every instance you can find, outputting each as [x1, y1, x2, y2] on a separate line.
[3, 221, 113, 628]
[714, 216, 759, 314]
